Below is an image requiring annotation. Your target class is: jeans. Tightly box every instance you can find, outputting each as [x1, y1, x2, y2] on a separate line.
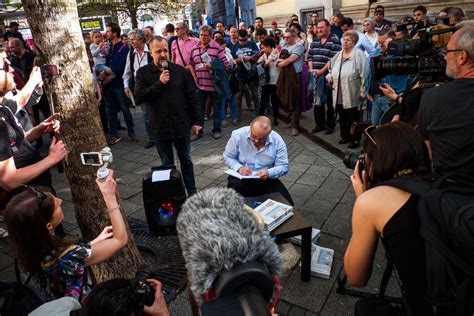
[371, 94, 390, 125]
[313, 86, 335, 130]
[140, 103, 155, 143]
[156, 135, 196, 194]
[237, 78, 260, 119]
[220, 95, 237, 121]
[104, 87, 135, 137]
[198, 90, 221, 134]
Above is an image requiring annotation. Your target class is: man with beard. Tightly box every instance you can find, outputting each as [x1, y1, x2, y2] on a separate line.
[418, 25, 474, 177]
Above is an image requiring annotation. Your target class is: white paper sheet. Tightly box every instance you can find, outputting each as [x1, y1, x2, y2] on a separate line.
[152, 169, 172, 182]
[225, 169, 259, 180]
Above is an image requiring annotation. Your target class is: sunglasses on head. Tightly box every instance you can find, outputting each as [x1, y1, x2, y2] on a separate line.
[364, 125, 377, 145]
[23, 185, 47, 209]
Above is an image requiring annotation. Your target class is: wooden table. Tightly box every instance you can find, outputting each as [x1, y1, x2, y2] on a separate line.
[245, 192, 313, 282]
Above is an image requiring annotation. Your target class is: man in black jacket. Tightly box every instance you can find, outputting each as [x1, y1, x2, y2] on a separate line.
[135, 36, 202, 195]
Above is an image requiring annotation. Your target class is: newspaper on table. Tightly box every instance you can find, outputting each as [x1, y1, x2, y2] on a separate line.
[254, 199, 293, 232]
[310, 244, 334, 279]
[288, 228, 321, 246]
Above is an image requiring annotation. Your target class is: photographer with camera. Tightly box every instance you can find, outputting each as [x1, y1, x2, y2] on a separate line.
[3, 170, 128, 302]
[418, 25, 474, 177]
[76, 276, 169, 316]
[343, 122, 432, 315]
[369, 29, 408, 125]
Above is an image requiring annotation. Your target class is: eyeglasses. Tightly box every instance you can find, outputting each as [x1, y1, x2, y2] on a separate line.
[364, 125, 377, 145]
[23, 185, 47, 209]
[441, 47, 464, 55]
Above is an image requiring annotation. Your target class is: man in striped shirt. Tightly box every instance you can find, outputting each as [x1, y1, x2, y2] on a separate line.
[308, 19, 341, 135]
[189, 25, 227, 140]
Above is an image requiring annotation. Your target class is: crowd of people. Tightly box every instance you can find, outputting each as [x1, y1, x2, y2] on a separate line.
[0, 2, 473, 315]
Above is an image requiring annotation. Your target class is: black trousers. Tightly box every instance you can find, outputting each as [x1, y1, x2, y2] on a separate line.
[258, 84, 281, 118]
[313, 88, 335, 130]
[227, 176, 294, 206]
[336, 104, 360, 142]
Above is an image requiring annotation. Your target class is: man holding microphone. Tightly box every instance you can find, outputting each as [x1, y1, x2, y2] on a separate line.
[134, 36, 202, 196]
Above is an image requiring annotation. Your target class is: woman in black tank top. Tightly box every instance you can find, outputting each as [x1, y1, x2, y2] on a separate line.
[343, 122, 432, 315]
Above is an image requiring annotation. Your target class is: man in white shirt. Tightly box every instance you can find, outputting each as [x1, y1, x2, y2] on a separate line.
[123, 28, 155, 148]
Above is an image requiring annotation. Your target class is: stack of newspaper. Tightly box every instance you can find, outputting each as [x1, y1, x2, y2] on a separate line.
[310, 244, 334, 279]
[288, 228, 321, 246]
[254, 199, 293, 232]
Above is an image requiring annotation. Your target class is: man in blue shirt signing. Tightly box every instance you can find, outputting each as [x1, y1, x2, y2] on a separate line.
[223, 116, 293, 205]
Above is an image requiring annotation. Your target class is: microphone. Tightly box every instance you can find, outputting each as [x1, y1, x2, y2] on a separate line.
[177, 188, 282, 307]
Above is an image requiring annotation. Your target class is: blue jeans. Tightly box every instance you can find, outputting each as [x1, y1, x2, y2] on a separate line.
[198, 90, 221, 133]
[140, 103, 155, 143]
[371, 94, 390, 125]
[155, 135, 196, 194]
[104, 87, 135, 137]
[220, 95, 237, 121]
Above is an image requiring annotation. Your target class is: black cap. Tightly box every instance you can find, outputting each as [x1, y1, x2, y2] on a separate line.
[9, 22, 19, 27]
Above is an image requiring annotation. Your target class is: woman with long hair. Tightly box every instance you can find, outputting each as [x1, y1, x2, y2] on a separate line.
[4, 171, 128, 301]
[344, 122, 432, 315]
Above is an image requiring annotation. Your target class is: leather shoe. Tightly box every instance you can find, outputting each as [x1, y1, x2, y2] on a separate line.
[144, 141, 155, 149]
[338, 139, 349, 144]
[324, 128, 334, 135]
[312, 127, 325, 133]
[348, 141, 360, 149]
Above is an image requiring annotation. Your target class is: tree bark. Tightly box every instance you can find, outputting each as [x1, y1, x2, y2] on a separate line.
[22, 0, 142, 282]
[128, 4, 139, 29]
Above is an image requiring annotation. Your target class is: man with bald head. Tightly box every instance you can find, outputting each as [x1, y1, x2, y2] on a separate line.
[9, 37, 35, 83]
[223, 116, 293, 204]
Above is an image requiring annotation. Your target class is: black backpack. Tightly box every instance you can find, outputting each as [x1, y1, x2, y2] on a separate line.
[382, 175, 474, 316]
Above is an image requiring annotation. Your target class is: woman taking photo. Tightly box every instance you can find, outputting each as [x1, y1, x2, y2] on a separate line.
[344, 122, 432, 315]
[4, 171, 128, 301]
[327, 30, 369, 148]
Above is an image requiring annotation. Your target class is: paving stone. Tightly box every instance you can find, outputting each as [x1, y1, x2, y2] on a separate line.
[117, 183, 142, 200]
[319, 285, 358, 316]
[305, 165, 334, 177]
[302, 199, 338, 217]
[288, 305, 307, 316]
[296, 174, 326, 188]
[322, 203, 353, 240]
[289, 183, 318, 199]
[276, 300, 293, 315]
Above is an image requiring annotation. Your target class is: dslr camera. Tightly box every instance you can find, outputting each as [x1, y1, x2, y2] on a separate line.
[134, 267, 156, 314]
[343, 150, 365, 179]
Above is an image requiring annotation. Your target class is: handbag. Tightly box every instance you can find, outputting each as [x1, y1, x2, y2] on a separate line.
[0, 261, 44, 316]
[350, 97, 371, 137]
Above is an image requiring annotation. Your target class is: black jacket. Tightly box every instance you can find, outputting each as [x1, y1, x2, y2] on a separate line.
[134, 62, 201, 141]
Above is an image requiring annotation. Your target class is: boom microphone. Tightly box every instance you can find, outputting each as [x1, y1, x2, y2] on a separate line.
[177, 188, 282, 307]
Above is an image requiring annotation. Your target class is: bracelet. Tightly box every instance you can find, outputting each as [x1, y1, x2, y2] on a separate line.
[108, 206, 120, 213]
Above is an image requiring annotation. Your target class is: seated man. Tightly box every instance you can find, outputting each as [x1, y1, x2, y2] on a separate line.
[223, 116, 293, 205]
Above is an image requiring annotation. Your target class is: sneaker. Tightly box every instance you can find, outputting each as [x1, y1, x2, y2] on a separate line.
[191, 133, 202, 141]
[291, 128, 299, 136]
[128, 133, 139, 142]
[232, 119, 240, 126]
[108, 136, 122, 146]
[144, 141, 155, 149]
[221, 120, 229, 127]
[312, 127, 325, 133]
[272, 118, 279, 126]
[213, 132, 222, 139]
[324, 128, 334, 135]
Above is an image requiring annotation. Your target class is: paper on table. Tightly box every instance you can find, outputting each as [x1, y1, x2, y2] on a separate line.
[225, 169, 259, 180]
[152, 169, 172, 182]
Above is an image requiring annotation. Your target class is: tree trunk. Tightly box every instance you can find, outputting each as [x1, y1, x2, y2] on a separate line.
[129, 5, 139, 29]
[22, 0, 142, 282]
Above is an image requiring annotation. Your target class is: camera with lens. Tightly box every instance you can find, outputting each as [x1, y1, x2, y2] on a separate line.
[371, 25, 457, 84]
[343, 150, 365, 179]
[133, 267, 156, 314]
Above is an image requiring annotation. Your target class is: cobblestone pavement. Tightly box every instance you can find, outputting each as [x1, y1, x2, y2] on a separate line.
[0, 107, 398, 315]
